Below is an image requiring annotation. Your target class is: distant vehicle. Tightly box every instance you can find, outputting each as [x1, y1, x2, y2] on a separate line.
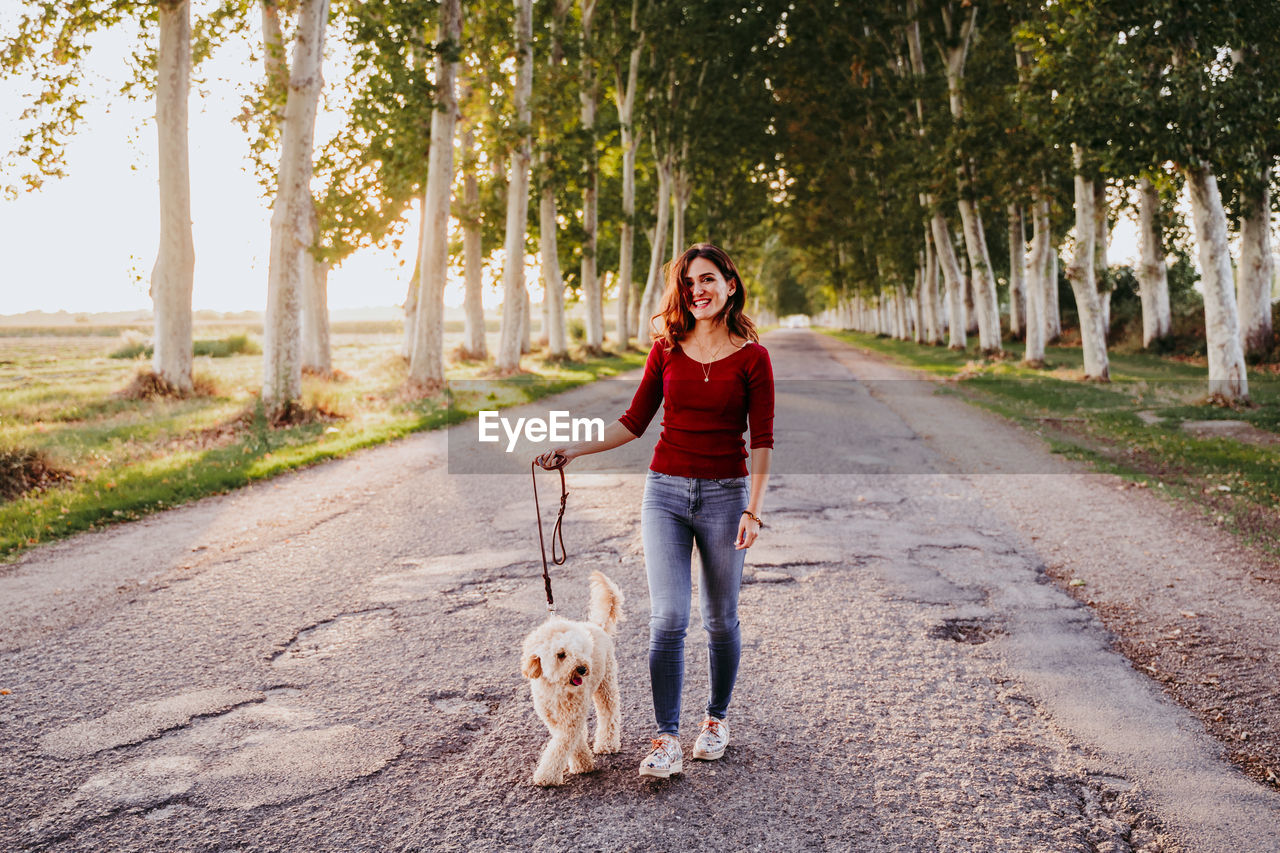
[782, 314, 811, 328]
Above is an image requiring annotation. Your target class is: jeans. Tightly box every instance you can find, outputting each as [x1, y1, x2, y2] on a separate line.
[641, 469, 750, 735]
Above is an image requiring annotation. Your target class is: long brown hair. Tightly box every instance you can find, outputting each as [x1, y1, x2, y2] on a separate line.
[649, 243, 759, 352]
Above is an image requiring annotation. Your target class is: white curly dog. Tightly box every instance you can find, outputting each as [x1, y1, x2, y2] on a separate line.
[520, 570, 624, 786]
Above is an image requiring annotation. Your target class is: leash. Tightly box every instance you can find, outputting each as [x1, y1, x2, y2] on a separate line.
[531, 456, 569, 613]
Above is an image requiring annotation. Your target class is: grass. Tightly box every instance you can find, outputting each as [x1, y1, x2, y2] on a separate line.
[823, 329, 1280, 558]
[0, 325, 648, 563]
[109, 332, 261, 360]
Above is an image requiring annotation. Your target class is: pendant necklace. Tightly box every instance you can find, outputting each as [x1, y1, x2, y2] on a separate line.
[696, 337, 729, 382]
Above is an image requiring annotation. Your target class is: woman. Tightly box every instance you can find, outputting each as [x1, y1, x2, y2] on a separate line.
[536, 242, 774, 779]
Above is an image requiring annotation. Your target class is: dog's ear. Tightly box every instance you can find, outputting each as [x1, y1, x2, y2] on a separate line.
[522, 653, 542, 680]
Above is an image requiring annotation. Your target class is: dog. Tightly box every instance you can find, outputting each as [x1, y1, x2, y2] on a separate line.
[520, 570, 624, 786]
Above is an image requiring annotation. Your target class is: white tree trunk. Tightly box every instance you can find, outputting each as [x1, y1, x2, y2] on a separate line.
[263, 0, 328, 415]
[1238, 175, 1274, 358]
[580, 0, 603, 352]
[956, 198, 1001, 350]
[672, 149, 691, 261]
[300, 200, 331, 374]
[521, 287, 532, 353]
[408, 0, 460, 388]
[613, 4, 641, 349]
[1007, 203, 1025, 338]
[1047, 247, 1061, 341]
[539, 155, 567, 356]
[1065, 151, 1110, 381]
[1094, 179, 1112, 335]
[929, 208, 966, 349]
[151, 0, 194, 393]
[920, 227, 940, 343]
[461, 121, 487, 359]
[1185, 165, 1249, 399]
[402, 256, 419, 359]
[1023, 197, 1050, 365]
[636, 149, 672, 340]
[497, 0, 533, 371]
[1136, 176, 1172, 346]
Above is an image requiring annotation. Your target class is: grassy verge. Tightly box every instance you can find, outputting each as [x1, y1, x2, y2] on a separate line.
[0, 328, 647, 563]
[822, 329, 1280, 559]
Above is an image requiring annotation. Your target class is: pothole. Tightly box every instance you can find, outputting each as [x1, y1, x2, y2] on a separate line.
[272, 608, 395, 668]
[440, 578, 522, 612]
[928, 618, 1004, 645]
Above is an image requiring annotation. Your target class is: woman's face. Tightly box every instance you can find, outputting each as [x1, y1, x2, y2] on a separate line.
[683, 256, 736, 323]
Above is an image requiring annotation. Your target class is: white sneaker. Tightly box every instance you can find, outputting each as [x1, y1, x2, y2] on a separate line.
[691, 716, 729, 760]
[639, 733, 683, 778]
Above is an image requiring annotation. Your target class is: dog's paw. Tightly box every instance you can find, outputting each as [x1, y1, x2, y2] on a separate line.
[531, 770, 565, 787]
[592, 738, 621, 755]
[567, 754, 595, 774]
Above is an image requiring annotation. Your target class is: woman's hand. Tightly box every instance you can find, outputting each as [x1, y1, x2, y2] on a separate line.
[734, 513, 761, 550]
[536, 446, 576, 470]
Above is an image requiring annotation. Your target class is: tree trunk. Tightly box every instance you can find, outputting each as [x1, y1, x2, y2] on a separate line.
[1047, 246, 1061, 341]
[612, 0, 642, 350]
[1064, 149, 1109, 381]
[1094, 179, 1111, 336]
[1136, 177, 1172, 347]
[539, 153, 567, 356]
[942, 7, 1000, 353]
[1238, 174, 1274, 359]
[521, 287, 532, 353]
[461, 120, 487, 359]
[1185, 164, 1249, 399]
[961, 250, 977, 335]
[1018, 197, 1049, 363]
[580, 0, 603, 353]
[263, 0, 329, 416]
[407, 0, 460, 388]
[930, 209, 966, 349]
[636, 145, 672, 340]
[671, 146, 691, 260]
[497, 0, 533, 371]
[921, 225, 941, 343]
[1023, 197, 1049, 365]
[300, 200, 331, 374]
[402, 254, 420, 359]
[1007, 203, 1025, 339]
[151, 0, 195, 393]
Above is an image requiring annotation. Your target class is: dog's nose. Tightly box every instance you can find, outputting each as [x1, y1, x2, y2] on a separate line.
[575, 665, 587, 676]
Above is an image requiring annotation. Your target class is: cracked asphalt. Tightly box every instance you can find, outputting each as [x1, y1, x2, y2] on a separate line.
[2, 328, 1278, 852]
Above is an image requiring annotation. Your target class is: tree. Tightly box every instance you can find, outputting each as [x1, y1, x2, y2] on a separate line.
[497, 0, 534, 371]
[262, 0, 329, 418]
[2, 1, 201, 391]
[407, 0, 462, 390]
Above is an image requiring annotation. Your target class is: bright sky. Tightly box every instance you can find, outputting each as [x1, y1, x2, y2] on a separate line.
[0, 15, 516, 316]
[0, 10, 1143, 317]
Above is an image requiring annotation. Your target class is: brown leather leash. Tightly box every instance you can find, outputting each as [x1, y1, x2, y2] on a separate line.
[531, 456, 568, 613]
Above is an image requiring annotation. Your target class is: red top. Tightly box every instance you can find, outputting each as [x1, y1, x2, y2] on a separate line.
[618, 337, 775, 479]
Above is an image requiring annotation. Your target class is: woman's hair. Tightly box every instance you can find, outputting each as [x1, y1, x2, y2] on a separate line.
[650, 242, 758, 351]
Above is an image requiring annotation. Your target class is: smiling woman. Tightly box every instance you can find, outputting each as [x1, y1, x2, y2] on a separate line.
[536, 242, 775, 779]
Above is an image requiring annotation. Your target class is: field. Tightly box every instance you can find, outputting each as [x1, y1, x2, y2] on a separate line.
[0, 320, 648, 562]
[824, 329, 1280, 559]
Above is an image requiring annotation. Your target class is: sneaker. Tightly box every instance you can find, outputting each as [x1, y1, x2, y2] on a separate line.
[639, 733, 683, 778]
[691, 716, 729, 760]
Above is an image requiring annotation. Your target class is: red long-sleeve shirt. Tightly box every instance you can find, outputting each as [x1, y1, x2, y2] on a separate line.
[618, 338, 774, 478]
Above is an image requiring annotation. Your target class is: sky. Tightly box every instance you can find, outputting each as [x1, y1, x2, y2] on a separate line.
[0, 15, 498, 316]
[0, 9, 1143, 317]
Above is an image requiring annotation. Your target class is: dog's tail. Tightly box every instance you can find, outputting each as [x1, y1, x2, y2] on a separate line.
[588, 570, 624, 636]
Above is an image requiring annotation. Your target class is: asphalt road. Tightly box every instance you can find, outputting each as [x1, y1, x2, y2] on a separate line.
[2, 328, 1277, 852]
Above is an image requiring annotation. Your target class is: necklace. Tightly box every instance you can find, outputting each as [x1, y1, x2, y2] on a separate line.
[691, 336, 729, 382]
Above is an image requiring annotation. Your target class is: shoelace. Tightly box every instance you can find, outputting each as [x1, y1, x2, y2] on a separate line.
[701, 719, 722, 738]
[647, 737, 678, 763]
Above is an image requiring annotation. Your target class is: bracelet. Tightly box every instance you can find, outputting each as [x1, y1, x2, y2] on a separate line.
[741, 510, 765, 528]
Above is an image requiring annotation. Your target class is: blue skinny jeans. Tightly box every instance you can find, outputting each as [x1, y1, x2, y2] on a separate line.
[641, 469, 750, 735]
